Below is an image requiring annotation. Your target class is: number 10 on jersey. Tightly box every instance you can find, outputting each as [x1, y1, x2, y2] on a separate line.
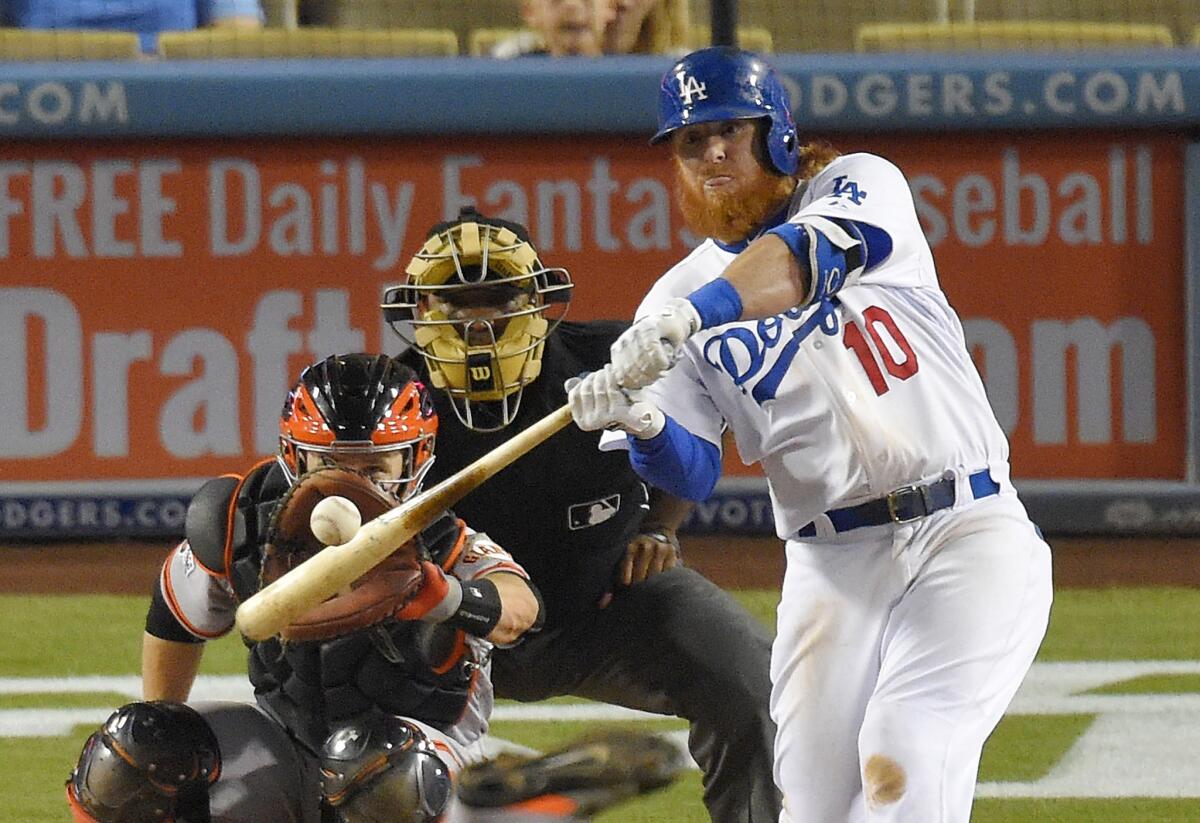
[843, 306, 919, 396]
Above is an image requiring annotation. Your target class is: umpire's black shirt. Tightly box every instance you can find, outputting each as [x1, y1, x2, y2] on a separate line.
[403, 321, 646, 627]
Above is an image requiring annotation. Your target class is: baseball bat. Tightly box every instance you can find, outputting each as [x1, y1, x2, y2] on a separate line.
[235, 404, 573, 642]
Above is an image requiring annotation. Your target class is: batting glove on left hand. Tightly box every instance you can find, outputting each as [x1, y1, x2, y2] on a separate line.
[610, 298, 700, 390]
[566, 367, 665, 439]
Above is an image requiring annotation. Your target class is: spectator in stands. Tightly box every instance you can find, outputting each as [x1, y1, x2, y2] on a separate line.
[493, 0, 685, 58]
[493, 0, 612, 57]
[3, 0, 264, 54]
[604, 0, 686, 55]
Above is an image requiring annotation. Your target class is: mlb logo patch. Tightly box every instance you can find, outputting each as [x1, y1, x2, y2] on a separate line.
[568, 495, 620, 530]
[180, 545, 196, 576]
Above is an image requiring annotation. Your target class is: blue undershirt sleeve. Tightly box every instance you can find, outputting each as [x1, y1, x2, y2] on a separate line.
[627, 415, 722, 502]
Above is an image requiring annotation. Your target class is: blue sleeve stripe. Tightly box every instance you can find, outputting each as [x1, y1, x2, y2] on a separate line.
[688, 277, 744, 330]
[854, 220, 893, 271]
[627, 415, 721, 502]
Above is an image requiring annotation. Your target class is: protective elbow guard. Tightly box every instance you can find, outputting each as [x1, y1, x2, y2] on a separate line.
[768, 216, 867, 305]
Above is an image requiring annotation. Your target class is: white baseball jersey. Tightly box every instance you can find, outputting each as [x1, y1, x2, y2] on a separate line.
[634, 152, 1013, 539]
[160, 527, 528, 747]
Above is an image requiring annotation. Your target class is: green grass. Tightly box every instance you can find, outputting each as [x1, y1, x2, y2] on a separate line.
[0, 594, 249, 676]
[7, 587, 1195, 678]
[1084, 673, 1200, 695]
[0, 726, 96, 823]
[596, 775, 706, 823]
[0, 692, 130, 709]
[728, 589, 779, 633]
[978, 715, 1095, 781]
[973, 799, 1200, 822]
[6, 588, 1200, 822]
[487, 720, 689, 752]
[1038, 588, 1200, 661]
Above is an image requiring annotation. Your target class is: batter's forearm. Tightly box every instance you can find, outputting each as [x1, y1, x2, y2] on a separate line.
[142, 633, 205, 702]
[689, 235, 809, 325]
[725, 235, 810, 318]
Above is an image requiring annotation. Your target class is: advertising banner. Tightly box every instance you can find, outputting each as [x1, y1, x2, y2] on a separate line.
[0, 132, 1185, 535]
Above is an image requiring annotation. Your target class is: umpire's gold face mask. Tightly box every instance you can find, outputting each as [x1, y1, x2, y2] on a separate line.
[384, 219, 572, 432]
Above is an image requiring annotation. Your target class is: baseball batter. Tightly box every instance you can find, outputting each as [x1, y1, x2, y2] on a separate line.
[569, 47, 1053, 822]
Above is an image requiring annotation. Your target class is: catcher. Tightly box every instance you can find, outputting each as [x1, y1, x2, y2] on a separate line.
[66, 354, 670, 822]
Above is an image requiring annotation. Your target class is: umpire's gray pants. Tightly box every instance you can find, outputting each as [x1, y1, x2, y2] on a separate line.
[491, 566, 782, 823]
[193, 701, 323, 823]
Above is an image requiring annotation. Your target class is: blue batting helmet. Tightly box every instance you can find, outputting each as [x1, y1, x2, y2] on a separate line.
[652, 46, 799, 176]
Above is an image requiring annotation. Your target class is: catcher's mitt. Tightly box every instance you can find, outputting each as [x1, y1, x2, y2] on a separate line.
[260, 467, 425, 642]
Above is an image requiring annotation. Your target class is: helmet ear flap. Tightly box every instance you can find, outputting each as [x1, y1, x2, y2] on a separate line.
[767, 115, 800, 177]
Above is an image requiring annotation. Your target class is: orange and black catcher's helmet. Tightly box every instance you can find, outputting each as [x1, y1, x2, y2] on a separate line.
[278, 354, 437, 502]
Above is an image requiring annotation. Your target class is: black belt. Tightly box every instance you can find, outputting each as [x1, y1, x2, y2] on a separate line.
[796, 469, 1000, 538]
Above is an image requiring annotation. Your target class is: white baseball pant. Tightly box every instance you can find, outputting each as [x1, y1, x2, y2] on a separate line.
[771, 493, 1052, 822]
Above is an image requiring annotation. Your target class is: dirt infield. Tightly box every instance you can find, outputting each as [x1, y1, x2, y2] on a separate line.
[1, 535, 1197, 594]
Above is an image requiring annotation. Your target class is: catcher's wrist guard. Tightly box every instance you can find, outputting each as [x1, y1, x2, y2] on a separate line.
[396, 564, 503, 638]
[443, 577, 502, 638]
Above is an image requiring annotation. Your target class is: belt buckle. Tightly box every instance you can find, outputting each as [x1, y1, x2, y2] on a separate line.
[885, 484, 931, 524]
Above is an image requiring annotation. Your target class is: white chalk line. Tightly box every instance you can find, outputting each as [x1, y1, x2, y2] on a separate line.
[7, 661, 1200, 797]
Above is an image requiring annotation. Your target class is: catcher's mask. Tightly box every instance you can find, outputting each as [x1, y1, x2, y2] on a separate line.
[382, 208, 572, 432]
[278, 354, 437, 502]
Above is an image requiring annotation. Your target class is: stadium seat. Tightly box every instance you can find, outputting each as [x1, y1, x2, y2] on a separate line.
[0, 28, 142, 60]
[689, 0, 943, 53]
[468, 27, 531, 57]
[968, 0, 1200, 45]
[261, 0, 299, 29]
[856, 20, 1175, 51]
[304, 0, 521, 55]
[687, 24, 774, 52]
[158, 27, 459, 58]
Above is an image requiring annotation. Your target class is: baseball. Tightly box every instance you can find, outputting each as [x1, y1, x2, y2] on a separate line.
[310, 496, 362, 546]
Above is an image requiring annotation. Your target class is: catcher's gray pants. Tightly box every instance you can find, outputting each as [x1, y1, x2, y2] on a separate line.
[193, 703, 493, 823]
[491, 566, 782, 823]
[193, 701, 323, 823]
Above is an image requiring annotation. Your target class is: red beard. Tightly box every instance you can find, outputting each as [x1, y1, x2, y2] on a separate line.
[675, 157, 797, 244]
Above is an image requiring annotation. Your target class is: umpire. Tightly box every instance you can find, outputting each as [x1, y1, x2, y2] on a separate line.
[384, 208, 781, 822]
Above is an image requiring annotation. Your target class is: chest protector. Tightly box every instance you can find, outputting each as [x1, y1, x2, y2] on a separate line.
[221, 463, 476, 753]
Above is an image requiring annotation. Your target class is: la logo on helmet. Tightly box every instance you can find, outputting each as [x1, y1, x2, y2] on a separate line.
[678, 73, 707, 104]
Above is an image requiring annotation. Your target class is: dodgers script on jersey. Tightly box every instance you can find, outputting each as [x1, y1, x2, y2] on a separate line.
[636, 153, 1012, 539]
